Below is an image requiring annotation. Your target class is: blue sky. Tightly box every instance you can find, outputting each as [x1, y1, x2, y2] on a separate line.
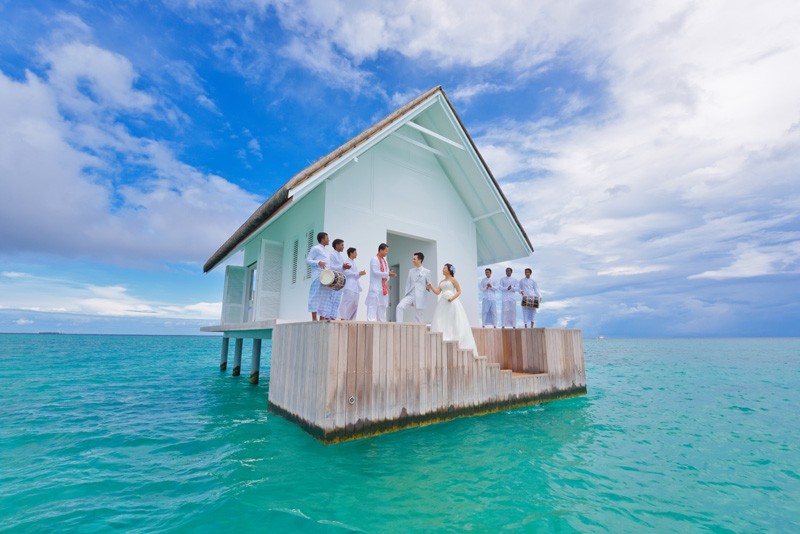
[1, 0, 799, 337]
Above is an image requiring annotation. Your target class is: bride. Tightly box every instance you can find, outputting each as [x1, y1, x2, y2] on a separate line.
[426, 263, 478, 353]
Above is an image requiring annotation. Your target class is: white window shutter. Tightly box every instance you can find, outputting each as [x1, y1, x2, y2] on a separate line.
[254, 239, 283, 321]
[221, 266, 246, 324]
[292, 239, 299, 284]
[305, 229, 314, 279]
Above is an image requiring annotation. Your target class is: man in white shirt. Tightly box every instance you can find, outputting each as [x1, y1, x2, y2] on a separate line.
[518, 268, 541, 328]
[339, 247, 366, 320]
[479, 268, 498, 328]
[318, 238, 351, 320]
[305, 232, 330, 321]
[365, 243, 396, 321]
[396, 252, 434, 323]
[499, 267, 518, 328]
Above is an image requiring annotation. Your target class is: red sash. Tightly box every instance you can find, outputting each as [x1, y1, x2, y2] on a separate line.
[379, 255, 388, 296]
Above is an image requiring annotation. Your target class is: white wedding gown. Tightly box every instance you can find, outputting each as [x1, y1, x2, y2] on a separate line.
[430, 280, 478, 353]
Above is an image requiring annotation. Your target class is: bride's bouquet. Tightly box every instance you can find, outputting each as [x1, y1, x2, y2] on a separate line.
[441, 289, 455, 302]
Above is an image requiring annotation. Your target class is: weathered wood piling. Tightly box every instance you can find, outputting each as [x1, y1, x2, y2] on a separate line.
[219, 337, 229, 371]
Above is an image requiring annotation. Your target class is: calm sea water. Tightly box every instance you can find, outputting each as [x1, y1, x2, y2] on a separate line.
[0, 335, 798, 532]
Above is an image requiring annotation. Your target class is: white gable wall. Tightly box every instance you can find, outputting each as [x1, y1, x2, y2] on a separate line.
[324, 133, 480, 325]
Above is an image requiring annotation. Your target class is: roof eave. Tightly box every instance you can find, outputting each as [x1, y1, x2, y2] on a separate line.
[203, 85, 444, 273]
[437, 90, 534, 255]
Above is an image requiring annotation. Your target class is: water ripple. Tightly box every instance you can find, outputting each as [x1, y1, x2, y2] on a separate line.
[1, 335, 799, 531]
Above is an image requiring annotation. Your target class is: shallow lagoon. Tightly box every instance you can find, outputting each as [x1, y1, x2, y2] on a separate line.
[1, 335, 798, 531]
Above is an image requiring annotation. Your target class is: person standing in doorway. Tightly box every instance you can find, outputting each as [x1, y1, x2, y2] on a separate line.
[305, 232, 329, 321]
[480, 268, 498, 327]
[499, 267, 518, 328]
[366, 243, 396, 321]
[396, 252, 434, 323]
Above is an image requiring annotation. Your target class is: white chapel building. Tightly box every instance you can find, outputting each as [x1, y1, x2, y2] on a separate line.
[204, 86, 533, 327]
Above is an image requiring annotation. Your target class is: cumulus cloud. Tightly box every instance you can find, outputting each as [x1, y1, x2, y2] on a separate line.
[270, 0, 602, 69]
[0, 33, 261, 266]
[464, 0, 800, 334]
[43, 42, 156, 114]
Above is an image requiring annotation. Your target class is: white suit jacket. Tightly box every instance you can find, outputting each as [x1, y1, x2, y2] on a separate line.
[403, 266, 433, 309]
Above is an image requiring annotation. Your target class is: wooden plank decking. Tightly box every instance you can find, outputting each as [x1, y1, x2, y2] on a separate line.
[267, 322, 586, 443]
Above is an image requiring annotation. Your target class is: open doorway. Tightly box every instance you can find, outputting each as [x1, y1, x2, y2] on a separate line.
[388, 263, 400, 322]
[386, 231, 437, 323]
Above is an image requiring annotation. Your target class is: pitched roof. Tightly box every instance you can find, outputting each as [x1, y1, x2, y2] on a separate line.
[204, 86, 533, 272]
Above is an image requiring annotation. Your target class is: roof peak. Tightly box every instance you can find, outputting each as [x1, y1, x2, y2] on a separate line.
[203, 86, 449, 272]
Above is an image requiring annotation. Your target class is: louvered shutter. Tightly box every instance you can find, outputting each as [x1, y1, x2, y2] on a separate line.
[221, 266, 246, 324]
[254, 239, 283, 321]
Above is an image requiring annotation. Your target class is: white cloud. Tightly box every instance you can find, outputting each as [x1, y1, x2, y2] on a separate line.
[0, 34, 261, 266]
[464, 1, 800, 332]
[451, 82, 512, 103]
[556, 316, 576, 328]
[271, 0, 598, 68]
[14, 318, 33, 325]
[598, 266, 667, 277]
[0, 272, 221, 319]
[1, 272, 30, 278]
[689, 242, 800, 280]
[42, 41, 156, 114]
[280, 37, 371, 91]
[188, 1, 616, 94]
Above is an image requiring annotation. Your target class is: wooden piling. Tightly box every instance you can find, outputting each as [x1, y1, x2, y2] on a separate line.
[250, 338, 262, 384]
[232, 338, 243, 377]
[220, 337, 229, 371]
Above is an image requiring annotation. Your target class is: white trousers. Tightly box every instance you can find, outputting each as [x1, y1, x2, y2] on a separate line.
[366, 303, 386, 322]
[482, 299, 497, 327]
[339, 291, 359, 320]
[396, 295, 425, 323]
[522, 306, 537, 326]
[502, 301, 516, 327]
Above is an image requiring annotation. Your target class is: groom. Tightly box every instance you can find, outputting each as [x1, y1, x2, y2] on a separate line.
[396, 252, 434, 323]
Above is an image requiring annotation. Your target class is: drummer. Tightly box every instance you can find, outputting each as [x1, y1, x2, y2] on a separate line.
[518, 268, 541, 328]
[318, 238, 351, 320]
[306, 232, 330, 321]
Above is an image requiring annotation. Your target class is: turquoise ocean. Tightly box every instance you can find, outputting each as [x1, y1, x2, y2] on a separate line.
[1, 334, 798, 532]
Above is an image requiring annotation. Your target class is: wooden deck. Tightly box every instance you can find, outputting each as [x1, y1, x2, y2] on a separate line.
[267, 322, 585, 443]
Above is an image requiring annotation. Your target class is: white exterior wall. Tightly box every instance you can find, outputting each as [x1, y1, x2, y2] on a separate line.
[241, 185, 326, 322]
[324, 134, 480, 325]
